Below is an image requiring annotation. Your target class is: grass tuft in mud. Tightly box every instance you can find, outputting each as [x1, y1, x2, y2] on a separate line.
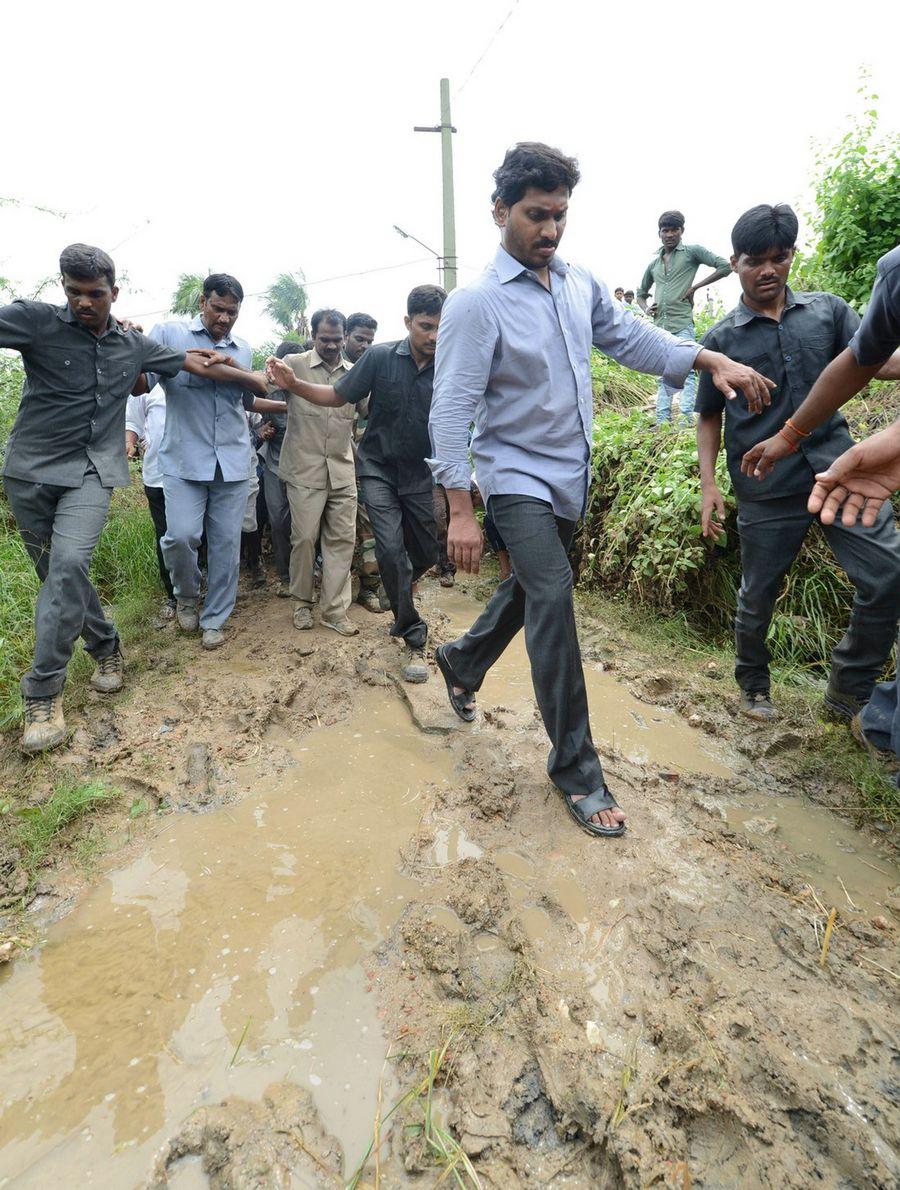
[12, 778, 119, 878]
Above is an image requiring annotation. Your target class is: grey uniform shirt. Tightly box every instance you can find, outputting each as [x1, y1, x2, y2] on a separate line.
[850, 245, 900, 365]
[696, 288, 860, 501]
[429, 245, 699, 520]
[0, 300, 185, 488]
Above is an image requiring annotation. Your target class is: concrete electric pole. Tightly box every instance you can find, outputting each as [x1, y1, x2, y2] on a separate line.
[413, 78, 458, 292]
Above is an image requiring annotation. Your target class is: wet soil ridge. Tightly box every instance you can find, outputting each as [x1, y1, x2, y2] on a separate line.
[1, 583, 897, 1188]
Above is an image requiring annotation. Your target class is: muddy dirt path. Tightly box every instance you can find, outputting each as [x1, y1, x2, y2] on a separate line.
[1, 578, 898, 1188]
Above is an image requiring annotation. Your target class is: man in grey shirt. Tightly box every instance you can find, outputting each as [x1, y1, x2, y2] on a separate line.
[1, 244, 266, 753]
[428, 143, 773, 838]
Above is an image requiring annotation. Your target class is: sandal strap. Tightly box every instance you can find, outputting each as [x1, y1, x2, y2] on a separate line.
[570, 787, 618, 822]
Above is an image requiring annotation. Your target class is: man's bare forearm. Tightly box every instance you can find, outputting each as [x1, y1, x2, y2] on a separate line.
[446, 486, 476, 518]
[282, 375, 347, 408]
[697, 411, 723, 487]
[250, 396, 288, 413]
[788, 347, 882, 434]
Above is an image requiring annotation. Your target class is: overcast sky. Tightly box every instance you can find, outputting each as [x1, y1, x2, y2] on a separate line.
[3, 0, 898, 346]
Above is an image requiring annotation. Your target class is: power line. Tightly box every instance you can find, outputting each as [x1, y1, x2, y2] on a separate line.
[124, 257, 435, 321]
[453, 0, 521, 99]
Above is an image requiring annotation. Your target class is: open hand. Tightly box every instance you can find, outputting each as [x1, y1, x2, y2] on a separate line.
[808, 424, 900, 526]
[699, 350, 776, 414]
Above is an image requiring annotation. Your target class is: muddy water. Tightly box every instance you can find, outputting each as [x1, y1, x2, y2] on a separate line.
[436, 588, 734, 778]
[0, 693, 453, 1188]
[436, 586, 898, 914]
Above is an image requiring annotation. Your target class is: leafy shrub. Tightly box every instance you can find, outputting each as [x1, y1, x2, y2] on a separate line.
[579, 408, 867, 677]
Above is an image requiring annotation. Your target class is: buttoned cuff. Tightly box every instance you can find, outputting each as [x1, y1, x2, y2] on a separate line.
[661, 339, 702, 389]
[426, 457, 471, 490]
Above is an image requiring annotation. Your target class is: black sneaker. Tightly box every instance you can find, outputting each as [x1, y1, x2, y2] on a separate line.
[739, 691, 778, 721]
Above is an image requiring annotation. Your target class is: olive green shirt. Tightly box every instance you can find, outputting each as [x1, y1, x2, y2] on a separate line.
[638, 242, 732, 334]
[277, 349, 356, 490]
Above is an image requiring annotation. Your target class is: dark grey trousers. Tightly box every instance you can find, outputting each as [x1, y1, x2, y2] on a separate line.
[735, 492, 900, 697]
[442, 494, 606, 798]
[263, 466, 291, 585]
[4, 470, 119, 698]
[359, 477, 437, 649]
[143, 484, 174, 599]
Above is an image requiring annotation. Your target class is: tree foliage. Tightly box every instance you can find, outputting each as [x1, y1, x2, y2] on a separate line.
[263, 271, 309, 339]
[169, 272, 205, 316]
[793, 83, 900, 310]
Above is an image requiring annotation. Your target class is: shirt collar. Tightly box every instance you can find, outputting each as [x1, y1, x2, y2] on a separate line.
[57, 303, 124, 336]
[189, 313, 237, 347]
[656, 242, 686, 258]
[395, 337, 434, 370]
[309, 348, 347, 372]
[493, 243, 569, 285]
[732, 285, 811, 326]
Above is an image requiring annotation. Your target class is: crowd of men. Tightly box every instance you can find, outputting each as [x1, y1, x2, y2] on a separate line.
[2, 140, 899, 839]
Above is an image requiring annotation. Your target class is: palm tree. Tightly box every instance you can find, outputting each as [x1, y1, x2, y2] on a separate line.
[263, 271, 309, 340]
[170, 272, 205, 316]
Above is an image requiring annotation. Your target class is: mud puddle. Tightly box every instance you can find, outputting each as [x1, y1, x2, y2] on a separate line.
[0, 691, 453, 1188]
[436, 585, 898, 917]
[726, 794, 898, 915]
[437, 588, 733, 777]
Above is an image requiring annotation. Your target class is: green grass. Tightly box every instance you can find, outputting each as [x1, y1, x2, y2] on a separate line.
[12, 777, 119, 877]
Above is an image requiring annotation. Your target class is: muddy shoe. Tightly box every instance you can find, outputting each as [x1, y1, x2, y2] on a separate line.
[202, 628, 226, 650]
[740, 691, 778, 721]
[22, 694, 66, 754]
[293, 606, 313, 631]
[402, 647, 428, 684]
[823, 682, 862, 723]
[247, 562, 267, 589]
[850, 712, 890, 760]
[358, 589, 385, 614]
[322, 617, 359, 637]
[439, 571, 455, 588]
[153, 598, 177, 628]
[90, 648, 125, 693]
[275, 580, 292, 598]
[176, 601, 200, 632]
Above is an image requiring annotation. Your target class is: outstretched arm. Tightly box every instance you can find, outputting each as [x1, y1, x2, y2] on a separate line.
[182, 351, 269, 395]
[265, 356, 348, 407]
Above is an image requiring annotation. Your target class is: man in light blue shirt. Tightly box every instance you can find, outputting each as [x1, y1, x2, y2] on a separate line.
[145, 273, 271, 648]
[429, 142, 773, 839]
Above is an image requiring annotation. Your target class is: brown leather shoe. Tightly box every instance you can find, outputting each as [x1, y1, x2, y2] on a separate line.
[22, 694, 66, 754]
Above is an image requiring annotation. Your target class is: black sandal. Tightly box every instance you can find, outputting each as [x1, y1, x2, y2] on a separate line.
[434, 644, 477, 723]
[562, 787, 626, 838]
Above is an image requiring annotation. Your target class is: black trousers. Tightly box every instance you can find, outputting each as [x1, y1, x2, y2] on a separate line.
[144, 484, 174, 600]
[442, 494, 605, 798]
[736, 492, 900, 697]
[359, 477, 437, 649]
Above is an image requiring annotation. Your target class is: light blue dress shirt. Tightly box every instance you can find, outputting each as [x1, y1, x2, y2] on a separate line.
[429, 245, 701, 520]
[147, 316, 255, 482]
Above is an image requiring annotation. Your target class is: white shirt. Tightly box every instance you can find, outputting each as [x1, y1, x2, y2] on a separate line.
[125, 386, 167, 487]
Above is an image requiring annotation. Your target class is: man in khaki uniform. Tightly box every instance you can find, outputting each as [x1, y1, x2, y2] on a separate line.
[278, 309, 359, 635]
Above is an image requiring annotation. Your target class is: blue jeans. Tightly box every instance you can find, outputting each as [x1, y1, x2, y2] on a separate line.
[656, 325, 697, 423]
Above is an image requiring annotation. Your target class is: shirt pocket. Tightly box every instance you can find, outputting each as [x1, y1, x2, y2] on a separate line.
[798, 336, 833, 388]
[44, 345, 95, 392]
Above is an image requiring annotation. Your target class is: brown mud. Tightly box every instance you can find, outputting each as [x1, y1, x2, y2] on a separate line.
[1, 576, 898, 1189]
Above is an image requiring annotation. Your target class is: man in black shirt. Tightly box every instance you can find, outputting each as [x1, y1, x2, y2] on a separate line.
[267, 285, 445, 682]
[1, 243, 268, 753]
[695, 207, 900, 722]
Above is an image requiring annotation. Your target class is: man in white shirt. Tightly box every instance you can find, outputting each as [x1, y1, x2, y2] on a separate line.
[126, 386, 176, 620]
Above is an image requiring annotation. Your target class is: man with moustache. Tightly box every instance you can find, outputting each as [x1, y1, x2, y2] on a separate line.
[277, 310, 358, 635]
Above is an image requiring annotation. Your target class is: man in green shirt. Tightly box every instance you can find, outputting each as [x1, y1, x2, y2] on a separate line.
[638, 210, 732, 423]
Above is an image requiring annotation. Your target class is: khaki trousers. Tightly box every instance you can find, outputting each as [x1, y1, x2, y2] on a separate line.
[285, 480, 357, 621]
